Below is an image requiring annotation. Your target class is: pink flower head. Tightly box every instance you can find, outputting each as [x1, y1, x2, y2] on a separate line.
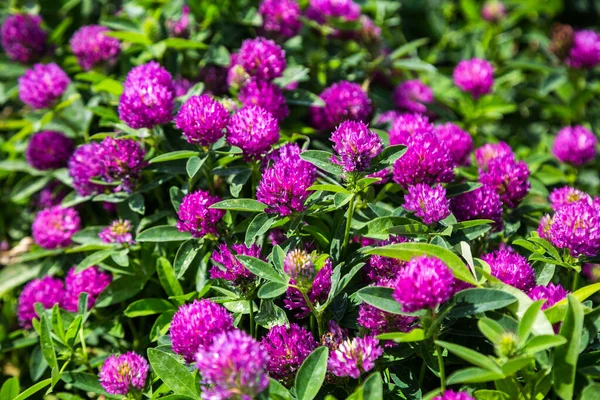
[453, 58, 494, 98]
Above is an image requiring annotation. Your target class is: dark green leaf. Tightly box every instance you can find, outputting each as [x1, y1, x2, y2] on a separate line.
[258, 281, 289, 298]
[174, 239, 203, 279]
[245, 213, 276, 246]
[124, 299, 176, 317]
[448, 289, 518, 317]
[40, 315, 57, 369]
[436, 341, 502, 373]
[357, 286, 419, 316]
[285, 89, 325, 107]
[149, 151, 198, 164]
[147, 348, 198, 398]
[95, 276, 147, 307]
[237, 255, 286, 284]
[76, 249, 114, 272]
[137, 226, 192, 242]
[553, 295, 584, 400]
[299, 150, 343, 175]
[157, 257, 184, 298]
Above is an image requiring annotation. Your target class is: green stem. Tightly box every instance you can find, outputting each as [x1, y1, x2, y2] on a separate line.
[249, 299, 255, 338]
[572, 270, 580, 292]
[300, 290, 323, 336]
[342, 194, 356, 258]
[418, 358, 427, 388]
[434, 339, 446, 392]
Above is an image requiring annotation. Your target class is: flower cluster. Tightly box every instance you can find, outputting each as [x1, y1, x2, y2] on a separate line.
[393, 80, 434, 114]
[239, 80, 289, 121]
[26, 131, 74, 170]
[32, 206, 81, 249]
[176, 95, 229, 146]
[99, 219, 135, 245]
[226, 105, 280, 157]
[285, 259, 332, 318]
[237, 37, 286, 81]
[453, 58, 494, 98]
[70, 25, 120, 70]
[1, 13, 48, 63]
[17, 276, 64, 328]
[330, 121, 382, 173]
[259, 0, 302, 38]
[62, 266, 112, 312]
[177, 190, 225, 238]
[434, 123, 473, 166]
[19, 63, 70, 109]
[99, 352, 149, 395]
[567, 30, 600, 69]
[403, 184, 451, 225]
[481, 249, 536, 292]
[210, 243, 261, 285]
[552, 125, 598, 166]
[529, 283, 569, 310]
[328, 335, 384, 378]
[310, 81, 372, 131]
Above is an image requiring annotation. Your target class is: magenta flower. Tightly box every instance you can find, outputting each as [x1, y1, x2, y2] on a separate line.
[389, 113, 434, 146]
[284, 260, 332, 318]
[99, 137, 147, 192]
[306, 0, 361, 24]
[364, 235, 409, 285]
[176, 190, 225, 238]
[166, 6, 190, 38]
[433, 390, 476, 400]
[453, 58, 494, 98]
[227, 53, 251, 89]
[393, 80, 433, 114]
[239, 80, 289, 121]
[475, 141, 514, 170]
[259, 0, 302, 38]
[99, 219, 135, 245]
[17, 276, 64, 329]
[529, 283, 569, 310]
[310, 81, 372, 131]
[62, 266, 112, 312]
[567, 30, 600, 69]
[26, 131, 74, 170]
[70, 25, 120, 71]
[328, 335, 384, 378]
[392, 132, 455, 188]
[173, 76, 193, 97]
[330, 121, 382, 173]
[481, 1, 506, 22]
[544, 200, 600, 257]
[358, 299, 417, 338]
[403, 184, 450, 224]
[1, 14, 47, 63]
[175, 95, 229, 146]
[480, 157, 530, 208]
[450, 184, 503, 227]
[238, 37, 286, 81]
[118, 61, 175, 129]
[226, 106, 280, 157]
[261, 324, 318, 386]
[32, 206, 80, 249]
[549, 186, 591, 211]
[170, 299, 234, 363]
[99, 352, 149, 395]
[552, 126, 598, 166]
[210, 243, 262, 285]
[68, 142, 107, 196]
[34, 181, 67, 208]
[435, 123, 473, 166]
[393, 256, 456, 312]
[196, 330, 270, 400]
[481, 249, 536, 292]
[19, 63, 70, 109]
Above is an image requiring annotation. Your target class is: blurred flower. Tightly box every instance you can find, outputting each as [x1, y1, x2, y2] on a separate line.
[17, 276, 64, 329]
[481, 1, 506, 22]
[364, 235, 408, 285]
[544, 200, 600, 257]
[170, 299, 234, 363]
[549, 186, 591, 211]
[433, 390, 475, 400]
[392, 132, 455, 188]
[118, 61, 175, 129]
[173, 76, 193, 97]
[210, 243, 261, 286]
[261, 324, 317, 387]
[321, 320, 348, 351]
[226, 105, 280, 157]
[99, 219, 134, 245]
[453, 58, 494, 98]
[356, 15, 382, 43]
[435, 123, 473, 166]
[481, 249, 536, 292]
[227, 53, 251, 89]
[393, 256, 456, 312]
[239, 80, 289, 121]
[26, 131, 74, 170]
[99, 352, 149, 395]
[19, 63, 70, 109]
[285, 259, 332, 318]
[196, 330, 269, 400]
[268, 228, 287, 246]
[198, 64, 228, 95]
[99, 137, 147, 192]
[567, 30, 600, 69]
[583, 263, 600, 282]
[529, 283, 568, 310]
[176, 95, 229, 146]
[393, 80, 433, 114]
[389, 113, 434, 146]
[330, 120, 382, 173]
[166, 6, 190, 38]
[403, 184, 450, 224]
[259, 0, 302, 38]
[68, 142, 107, 196]
[450, 184, 503, 227]
[310, 81, 372, 131]
[32, 206, 80, 249]
[327, 335, 383, 378]
[70, 25, 120, 71]
[552, 125, 598, 166]
[1, 13, 47, 63]
[238, 37, 286, 81]
[480, 157, 530, 208]
[62, 266, 112, 312]
[306, 0, 361, 24]
[475, 141, 514, 171]
[284, 249, 317, 290]
[550, 23, 574, 61]
[176, 190, 225, 238]
[34, 181, 68, 208]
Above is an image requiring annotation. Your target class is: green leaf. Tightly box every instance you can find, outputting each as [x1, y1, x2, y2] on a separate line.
[76, 249, 114, 272]
[0, 377, 20, 400]
[494, 283, 554, 336]
[13, 378, 52, 400]
[186, 154, 207, 179]
[95, 276, 147, 308]
[147, 348, 198, 398]
[477, 318, 505, 343]
[269, 378, 294, 400]
[392, 58, 436, 73]
[307, 184, 350, 194]
[388, 38, 430, 60]
[150, 310, 176, 342]
[137, 225, 192, 242]
[522, 335, 567, 354]
[369, 144, 407, 170]
[357, 286, 418, 316]
[104, 30, 152, 45]
[348, 372, 384, 400]
[299, 150, 343, 175]
[92, 78, 124, 96]
[377, 328, 426, 342]
[40, 315, 57, 370]
[448, 288, 517, 317]
[473, 390, 511, 400]
[553, 295, 584, 400]
[245, 213, 276, 246]
[255, 299, 288, 329]
[210, 198, 267, 212]
[435, 341, 502, 373]
[446, 368, 504, 384]
[445, 182, 482, 198]
[157, 257, 184, 298]
[365, 242, 476, 284]
[274, 65, 310, 88]
[518, 300, 545, 345]
[501, 356, 535, 376]
[61, 372, 115, 397]
[64, 316, 82, 347]
[161, 37, 208, 49]
[581, 383, 600, 400]
[30, 346, 48, 382]
[237, 255, 286, 284]
[258, 281, 289, 298]
[285, 89, 325, 107]
[295, 347, 329, 400]
[174, 239, 203, 279]
[149, 151, 198, 164]
[545, 282, 600, 323]
[124, 299, 176, 317]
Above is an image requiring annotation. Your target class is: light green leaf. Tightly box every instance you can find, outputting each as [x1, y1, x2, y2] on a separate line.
[295, 347, 329, 400]
[137, 226, 192, 242]
[210, 198, 267, 212]
[147, 348, 198, 398]
[124, 299, 176, 318]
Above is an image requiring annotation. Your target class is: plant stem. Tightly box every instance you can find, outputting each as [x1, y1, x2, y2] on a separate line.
[572, 270, 580, 292]
[249, 299, 255, 338]
[300, 291, 324, 336]
[434, 339, 446, 392]
[418, 358, 427, 388]
[342, 194, 356, 258]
